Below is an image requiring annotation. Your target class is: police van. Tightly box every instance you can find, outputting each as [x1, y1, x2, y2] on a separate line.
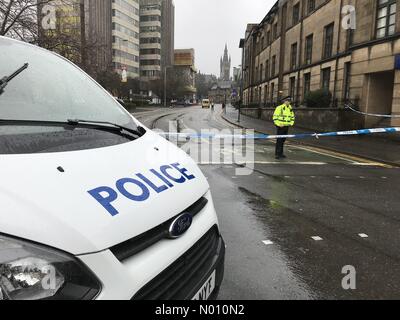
[0, 36, 225, 300]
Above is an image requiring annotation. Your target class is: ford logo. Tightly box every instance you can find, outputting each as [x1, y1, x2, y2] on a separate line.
[168, 213, 193, 239]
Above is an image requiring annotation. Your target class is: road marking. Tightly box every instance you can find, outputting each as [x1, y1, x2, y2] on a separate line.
[311, 236, 323, 241]
[289, 144, 391, 167]
[358, 233, 369, 238]
[262, 240, 274, 246]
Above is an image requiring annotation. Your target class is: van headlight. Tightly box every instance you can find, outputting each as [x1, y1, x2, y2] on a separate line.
[0, 235, 101, 300]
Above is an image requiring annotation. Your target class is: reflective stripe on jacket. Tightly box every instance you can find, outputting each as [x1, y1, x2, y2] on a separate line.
[273, 104, 295, 127]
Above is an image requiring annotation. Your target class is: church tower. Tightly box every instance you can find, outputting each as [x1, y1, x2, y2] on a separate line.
[220, 44, 231, 81]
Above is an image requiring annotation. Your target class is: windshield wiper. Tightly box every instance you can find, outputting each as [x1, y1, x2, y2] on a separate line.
[67, 119, 146, 138]
[0, 118, 146, 140]
[0, 63, 29, 96]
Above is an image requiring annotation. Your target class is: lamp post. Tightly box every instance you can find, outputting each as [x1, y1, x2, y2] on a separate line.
[238, 39, 245, 123]
[164, 65, 173, 108]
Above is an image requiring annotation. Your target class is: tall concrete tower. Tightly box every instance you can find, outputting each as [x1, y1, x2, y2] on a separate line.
[220, 44, 231, 81]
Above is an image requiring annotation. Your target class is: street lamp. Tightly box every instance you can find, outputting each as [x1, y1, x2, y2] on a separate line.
[238, 39, 245, 123]
[118, 39, 128, 70]
[164, 65, 173, 108]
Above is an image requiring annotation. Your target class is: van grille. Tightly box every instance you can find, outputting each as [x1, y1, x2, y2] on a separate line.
[132, 226, 220, 300]
[110, 197, 208, 262]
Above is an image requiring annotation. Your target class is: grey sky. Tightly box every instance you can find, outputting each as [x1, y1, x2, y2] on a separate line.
[174, 0, 275, 76]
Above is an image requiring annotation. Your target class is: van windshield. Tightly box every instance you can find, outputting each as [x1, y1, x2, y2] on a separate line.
[0, 38, 136, 129]
[0, 37, 138, 154]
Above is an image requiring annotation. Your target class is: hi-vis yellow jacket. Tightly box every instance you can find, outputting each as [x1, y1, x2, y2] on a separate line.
[273, 104, 295, 127]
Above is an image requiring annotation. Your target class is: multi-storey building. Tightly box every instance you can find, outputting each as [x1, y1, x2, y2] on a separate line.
[174, 48, 197, 101]
[241, 0, 400, 127]
[39, 0, 140, 79]
[111, 0, 140, 79]
[139, 0, 175, 81]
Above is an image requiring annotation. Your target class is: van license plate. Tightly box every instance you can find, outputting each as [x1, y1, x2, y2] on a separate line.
[192, 271, 216, 300]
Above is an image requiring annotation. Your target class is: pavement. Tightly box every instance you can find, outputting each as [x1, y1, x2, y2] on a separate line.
[222, 105, 400, 167]
[135, 105, 400, 300]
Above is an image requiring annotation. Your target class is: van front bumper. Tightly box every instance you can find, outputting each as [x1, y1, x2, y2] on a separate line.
[77, 197, 224, 300]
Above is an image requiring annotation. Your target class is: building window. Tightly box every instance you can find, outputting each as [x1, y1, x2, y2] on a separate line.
[265, 59, 270, 79]
[321, 67, 331, 91]
[271, 55, 276, 77]
[291, 43, 298, 70]
[261, 36, 265, 49]
[343, 62, 351, 100]
[293, 3, 300, 25]
[304, 73, 311, 97]
[323, 23, 334, 59]
[260, 64, 264, 82]
[271, 82, 275, 103]
[289, 77, 296, 100]
[376, 0, 397, 39]
[266, 31, 271, 46]
[305, 34, 313, 65]
[265, 84, 269, 104]
[308, 0, 315, 13]
[273, 23, 278, 40]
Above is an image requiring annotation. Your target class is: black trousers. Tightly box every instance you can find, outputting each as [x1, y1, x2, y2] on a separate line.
[275, 126, 289, 156]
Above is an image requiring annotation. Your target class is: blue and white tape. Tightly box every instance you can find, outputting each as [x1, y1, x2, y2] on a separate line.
[345, 104, 400, 118]
[159, 127, 400, 140]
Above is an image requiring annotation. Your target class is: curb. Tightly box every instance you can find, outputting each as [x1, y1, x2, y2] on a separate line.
[221, 112, 400, 168]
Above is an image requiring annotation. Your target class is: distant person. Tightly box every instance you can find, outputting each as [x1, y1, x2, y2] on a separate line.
[222, 102, 226, 113]
[273, 97, 295, 160]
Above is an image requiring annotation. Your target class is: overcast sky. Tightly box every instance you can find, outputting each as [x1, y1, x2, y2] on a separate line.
[174, 0, 275, 76]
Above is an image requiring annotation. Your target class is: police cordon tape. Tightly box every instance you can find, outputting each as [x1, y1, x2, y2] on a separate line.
[159, 127, 400, 140]
[345, 104, 400, 118]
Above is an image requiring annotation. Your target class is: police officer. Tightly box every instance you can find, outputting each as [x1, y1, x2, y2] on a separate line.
[273, 96, 295, 159]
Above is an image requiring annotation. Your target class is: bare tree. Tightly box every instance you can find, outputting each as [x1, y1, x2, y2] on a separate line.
[1, 0, 111, 79]
[0, 0, 61, 42]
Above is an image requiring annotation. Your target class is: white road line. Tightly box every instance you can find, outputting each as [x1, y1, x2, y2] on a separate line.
[311, 236, 323, 241]
[290, 145, 355, 162]
[197, 161, 327, 165]
[351, 163, 384, 166]
[249, 161, 328, 165]
[358, 233, 369, 238]
[262, 240, 274, 246]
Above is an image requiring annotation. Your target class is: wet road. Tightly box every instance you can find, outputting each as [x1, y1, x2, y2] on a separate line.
[134, 105, 400, 300]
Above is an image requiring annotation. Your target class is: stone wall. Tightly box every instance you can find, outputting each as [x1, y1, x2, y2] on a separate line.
[240, 107, 364, 132]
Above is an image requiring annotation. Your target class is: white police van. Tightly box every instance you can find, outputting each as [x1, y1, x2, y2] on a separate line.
[0, 36, 225, 300]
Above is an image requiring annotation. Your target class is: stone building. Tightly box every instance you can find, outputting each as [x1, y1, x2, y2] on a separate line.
[241, 0, 400, 127]
[220, 44, 232, 81]
[209, 81, 232, 104]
